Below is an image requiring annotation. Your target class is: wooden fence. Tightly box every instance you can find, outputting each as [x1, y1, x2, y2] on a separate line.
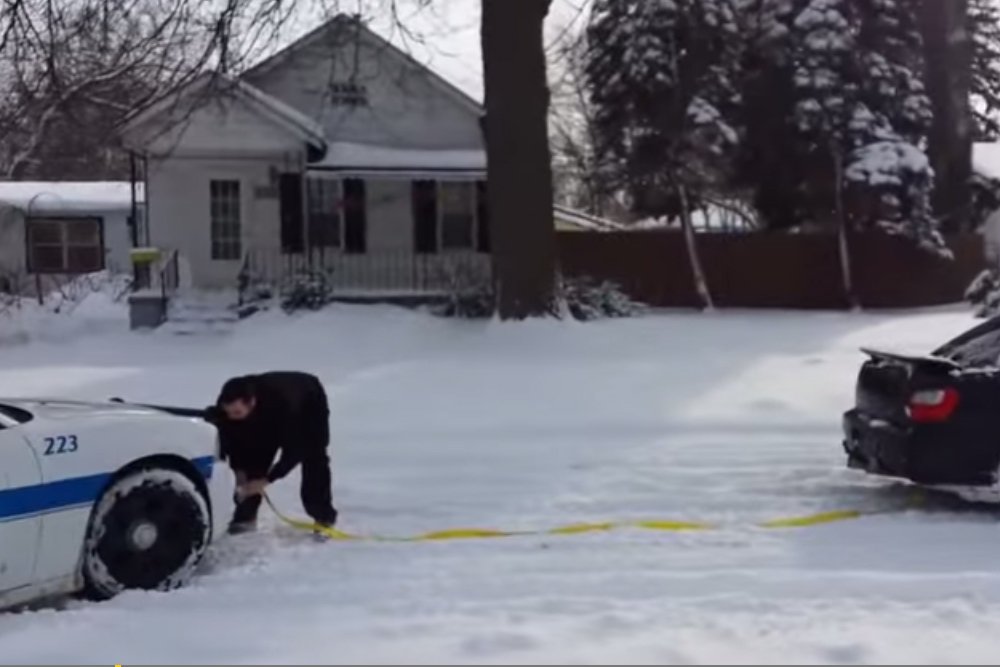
[556, 231, 987, 309]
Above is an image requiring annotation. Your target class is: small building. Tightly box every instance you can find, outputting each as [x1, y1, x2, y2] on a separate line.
[0, 181, 142, 291]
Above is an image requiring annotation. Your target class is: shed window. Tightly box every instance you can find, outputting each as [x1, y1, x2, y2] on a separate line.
[26, 217, 103, 274]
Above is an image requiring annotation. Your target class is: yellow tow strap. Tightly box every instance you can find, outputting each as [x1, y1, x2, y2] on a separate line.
[262, 494, 909, 542]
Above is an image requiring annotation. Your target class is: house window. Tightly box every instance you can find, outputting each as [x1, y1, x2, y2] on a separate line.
[440, 182, 475, 250]
[210, 180, 241, 260]
[307, 176, 342, 248]
[329, 82, 368, 107]
[412, 180, 488, 253]
[26, 217, 103, 274]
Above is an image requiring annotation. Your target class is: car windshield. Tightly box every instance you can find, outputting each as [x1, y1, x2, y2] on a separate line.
[934, 317, 1000, 368]
[0, 403, 32, 424]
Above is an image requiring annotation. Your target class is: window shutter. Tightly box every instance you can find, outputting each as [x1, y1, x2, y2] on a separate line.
[412, 180, 438, 254]
[279, 173, 304, 253]
[343, 178, 367, 254]
[476, 179, 490, 253]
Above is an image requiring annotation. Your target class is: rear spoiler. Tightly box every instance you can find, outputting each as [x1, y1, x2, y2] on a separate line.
[859, 347, 961, 371]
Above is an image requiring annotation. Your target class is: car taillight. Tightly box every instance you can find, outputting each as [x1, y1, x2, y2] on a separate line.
[907, 388, 960, 422]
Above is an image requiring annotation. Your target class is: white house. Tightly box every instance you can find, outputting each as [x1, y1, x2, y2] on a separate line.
[0, 181, 141, 291]
[120, 15, 494, 294]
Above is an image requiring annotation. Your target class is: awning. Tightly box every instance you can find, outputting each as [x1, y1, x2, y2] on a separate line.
[309, 141, 486, 179]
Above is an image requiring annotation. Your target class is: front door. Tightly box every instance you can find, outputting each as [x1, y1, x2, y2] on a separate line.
[0, 427, 42, 593]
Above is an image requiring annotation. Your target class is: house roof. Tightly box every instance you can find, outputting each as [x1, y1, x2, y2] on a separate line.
[120, 73, 328, 156]
[553, 205, 624, 232]
[0, 181, 142, 213]
[310, 141, 486, 177]
[245, 14, 483, 115]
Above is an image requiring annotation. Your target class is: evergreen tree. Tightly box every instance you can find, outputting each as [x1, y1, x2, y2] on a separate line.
[587, 0, 741, 307]
[787, 0, 942, 254]
[732, 0, 943, 255]
[969, 0, 1000, 139]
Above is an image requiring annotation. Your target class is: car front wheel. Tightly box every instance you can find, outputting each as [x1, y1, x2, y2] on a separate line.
[82, 468, 211, 600]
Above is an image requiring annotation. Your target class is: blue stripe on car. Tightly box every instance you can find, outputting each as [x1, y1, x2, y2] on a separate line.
[0, 455, 215, 523]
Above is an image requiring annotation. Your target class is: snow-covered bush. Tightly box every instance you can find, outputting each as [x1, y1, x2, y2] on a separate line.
[47, 271, 133, 313]
[845, 139, 947, 257]
[432, 267, 646, 322]
[431, 261, 496, 319]
[966, 268, 1000, 318]
[558, 277, 647, 321]
[0, 270, 130, 346]
[280, 270, 335, 313]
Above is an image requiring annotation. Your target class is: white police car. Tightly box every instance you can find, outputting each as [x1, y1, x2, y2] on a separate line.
[0, 398, 233, 610]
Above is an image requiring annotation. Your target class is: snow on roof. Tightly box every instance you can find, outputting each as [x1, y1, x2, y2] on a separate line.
[122, 73, 327, 154]
[311, 141, 486, 175]
[233, 79, 327, 150]
[553, 205, 624, 231]
[974, 142, 1000, 180]
[0, 181, 143, 213]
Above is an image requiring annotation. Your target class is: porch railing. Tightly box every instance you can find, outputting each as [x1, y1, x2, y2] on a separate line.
[159, 249, 180, 305]
[239, 248, 492, 300]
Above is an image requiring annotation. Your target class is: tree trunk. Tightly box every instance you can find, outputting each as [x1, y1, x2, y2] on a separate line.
[481, 0, 557, 319]
[832, 147, 858, 309]
[921, 0, 973, 233]
[677, 185, 714, 310]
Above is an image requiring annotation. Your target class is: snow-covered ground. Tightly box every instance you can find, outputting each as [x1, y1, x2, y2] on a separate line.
[2, 302, 1000, 664]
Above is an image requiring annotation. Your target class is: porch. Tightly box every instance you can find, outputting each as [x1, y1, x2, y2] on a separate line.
[238, 247, 493, 305]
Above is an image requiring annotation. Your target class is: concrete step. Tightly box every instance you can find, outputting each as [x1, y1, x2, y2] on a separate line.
[164, 298, 239, 335]
[168, 312, 239, 324]
[159, 319, 236, 336]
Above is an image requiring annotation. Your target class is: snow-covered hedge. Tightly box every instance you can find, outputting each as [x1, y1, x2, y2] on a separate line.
[966, 269, 1000, 318]
[435, 275, 646, 321]
[0, 270, 131, 345]
[280, 270, 335, 313]
[558, 277, 647, 321]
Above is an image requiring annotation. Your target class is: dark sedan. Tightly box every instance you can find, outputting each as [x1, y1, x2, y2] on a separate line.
[843, 316, 1000, 492]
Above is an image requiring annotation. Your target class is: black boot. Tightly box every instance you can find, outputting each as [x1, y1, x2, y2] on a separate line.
[228, 494, 262, 534]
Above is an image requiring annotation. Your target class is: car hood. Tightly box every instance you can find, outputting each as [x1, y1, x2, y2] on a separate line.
[0, 398, 180, 421]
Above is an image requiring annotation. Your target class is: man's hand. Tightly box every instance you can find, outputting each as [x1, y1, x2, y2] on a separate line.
[236, 478, 269, 500]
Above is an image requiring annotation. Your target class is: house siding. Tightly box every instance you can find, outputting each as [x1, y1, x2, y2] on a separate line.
[131, 89, 316, 289]
[244, 27, 483, 152]
[147, 157, 287, 289]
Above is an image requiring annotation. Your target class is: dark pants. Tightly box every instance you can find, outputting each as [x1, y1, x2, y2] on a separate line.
[300, 446, 336, 524]
[230, 409, 337, 527]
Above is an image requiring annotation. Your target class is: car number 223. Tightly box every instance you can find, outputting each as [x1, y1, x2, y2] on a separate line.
[43, 434, 79, 455]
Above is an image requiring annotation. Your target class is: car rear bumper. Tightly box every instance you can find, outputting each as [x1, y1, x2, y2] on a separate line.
[842, 409, 996, 486]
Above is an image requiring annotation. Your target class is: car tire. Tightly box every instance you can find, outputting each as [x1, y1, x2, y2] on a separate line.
[81, 468, 211, 600]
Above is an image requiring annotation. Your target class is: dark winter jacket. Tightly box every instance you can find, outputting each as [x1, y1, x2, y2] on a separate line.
[210, 371, 330, 482]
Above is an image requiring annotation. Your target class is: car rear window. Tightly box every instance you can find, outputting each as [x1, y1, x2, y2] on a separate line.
[935, 318, 1000, 368]
[0, 404, 33, 424]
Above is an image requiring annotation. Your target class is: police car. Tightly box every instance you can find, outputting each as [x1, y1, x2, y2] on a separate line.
[0, 398, 233, 610]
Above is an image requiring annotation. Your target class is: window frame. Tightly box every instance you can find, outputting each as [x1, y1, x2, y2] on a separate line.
[209, 179, 243, 261]
[25, 216, 105, 275]
[437, 181, 479, 252]
[306, 174, 344, 250]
